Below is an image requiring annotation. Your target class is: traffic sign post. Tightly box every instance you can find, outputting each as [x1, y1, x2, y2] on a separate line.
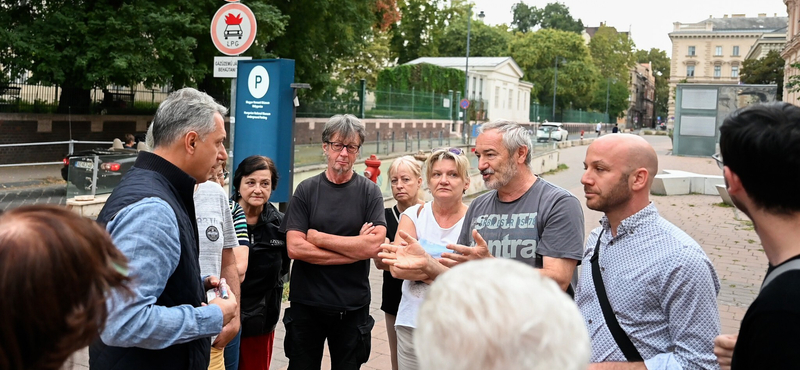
[210, 3, 257, 56]
[210, 2, 257, 184]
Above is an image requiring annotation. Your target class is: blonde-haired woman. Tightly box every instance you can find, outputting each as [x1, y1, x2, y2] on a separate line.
[374, 155, 424, 370]
[379, 148, 471, 370]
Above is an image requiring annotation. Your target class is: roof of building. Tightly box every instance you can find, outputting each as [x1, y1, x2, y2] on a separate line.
[404, 57, 524, 77]
[583, 25, 629, 39]
[671, 16, 788, 35]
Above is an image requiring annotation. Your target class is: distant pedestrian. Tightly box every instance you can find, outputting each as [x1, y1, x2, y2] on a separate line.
[612, 124, 619, 134]
[713, 103, 800, 369]
[596, 122, 602, 136]
[0, 205, 129, 370]
[577, 134, 720, 368]
[123, 133, 136, 149]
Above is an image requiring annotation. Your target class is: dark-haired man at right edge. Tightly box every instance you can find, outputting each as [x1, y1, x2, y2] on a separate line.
[713, 102, 800, 370]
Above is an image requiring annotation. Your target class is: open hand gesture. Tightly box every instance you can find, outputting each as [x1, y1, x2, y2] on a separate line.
[440, 229, 493, 268]
[378, 230, 430, 270]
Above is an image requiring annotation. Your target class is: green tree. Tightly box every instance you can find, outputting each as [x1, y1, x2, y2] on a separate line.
[335, 30, 393, 89]
[589, 26, 635, 80]
[590, 78, 629, 120]
[0, 0, 286, 113]
[511, 2, 583, 34]
[511, 2, 540, 33]
[509, 28, 599, 111]
[741, 50, 785, 101]
[389, 0, 466, 64]
[634, 48, 671, 121]
[538, 2, 584, 34]
[438, 18, 513, 57]
[266, 0, 376, 99]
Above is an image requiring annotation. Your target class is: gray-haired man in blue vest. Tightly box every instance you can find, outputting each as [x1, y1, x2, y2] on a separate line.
[90, 88, 239, 370]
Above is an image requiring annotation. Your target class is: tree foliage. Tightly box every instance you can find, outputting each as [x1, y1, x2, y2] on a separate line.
[376, 63, 464, 94]
[438, 18, 512, 58]
[389, 0, 466, 64]
[741, 50, 785, 101]
[0, 0, 286, 112]
[589, 78, 629, 120]
[588, 26, 635, 80]
[266, 0, 375, 99]
[509, 28, 599, 110]
[634, 48, 671, 120]
[335, 30, 393, 89]
[511, 2, 583, 34]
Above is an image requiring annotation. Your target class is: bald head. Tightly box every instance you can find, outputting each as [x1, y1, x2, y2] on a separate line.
[591, 134, 658, 184]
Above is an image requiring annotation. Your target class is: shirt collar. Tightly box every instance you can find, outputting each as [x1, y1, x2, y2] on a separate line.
[599, 202, 659, 235]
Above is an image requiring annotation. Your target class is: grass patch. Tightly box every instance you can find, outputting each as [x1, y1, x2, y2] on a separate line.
[713, 202, 733, 208]
[746, 239, 757, 244]
[541, 163, 569, 176]
[740, 220, 754, 231]
[688, 204, 695, 207]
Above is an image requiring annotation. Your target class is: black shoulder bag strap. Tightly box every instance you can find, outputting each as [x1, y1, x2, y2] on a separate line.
[590, 229, 643, 362]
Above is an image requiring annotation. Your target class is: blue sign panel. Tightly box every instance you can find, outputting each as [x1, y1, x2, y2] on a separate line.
[234, 59, 295, 203]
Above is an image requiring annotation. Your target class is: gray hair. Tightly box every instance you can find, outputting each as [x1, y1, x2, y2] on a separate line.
[150, 88, 228, 149]
[479, 120, 533, 165]
[416, 259, 590, 370]
[321, 114, 366, 146]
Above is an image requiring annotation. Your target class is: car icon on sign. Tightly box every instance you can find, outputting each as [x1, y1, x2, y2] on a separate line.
[224, 24, 243, 39]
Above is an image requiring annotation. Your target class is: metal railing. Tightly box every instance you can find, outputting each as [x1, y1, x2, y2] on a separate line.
[0, 140, 113, 167]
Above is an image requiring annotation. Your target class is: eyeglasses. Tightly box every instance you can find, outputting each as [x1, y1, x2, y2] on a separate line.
[326, 141, 361, 154]
[711, 153, 724, 170]
[432, 147, 465, 156]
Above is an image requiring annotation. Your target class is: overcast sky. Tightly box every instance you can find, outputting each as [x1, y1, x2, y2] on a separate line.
[470, 0, 789, 55]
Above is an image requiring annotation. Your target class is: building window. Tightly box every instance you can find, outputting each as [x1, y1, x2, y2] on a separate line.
[732, 66, 739, 78]
[508, 89, 513, 110]
[517, 91, 521, 110]
[688, 46, 696, 56]
[479, 78, 484, 98]
[732, 46, 740, 56]
[714, 65, 721, 77]
[495, 87, 500, 108]
[687, 65, 695, 77]
[715, 46, 723, 56]
[472, 77, 476, 98]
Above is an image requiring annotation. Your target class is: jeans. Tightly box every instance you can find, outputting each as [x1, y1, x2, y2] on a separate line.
[224, 328, 242, 370]
[283, 303, 374, 370]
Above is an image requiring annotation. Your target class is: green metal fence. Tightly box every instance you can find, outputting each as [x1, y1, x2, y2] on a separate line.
[529, 102, 609, 124]
[296, 87, 490, 121]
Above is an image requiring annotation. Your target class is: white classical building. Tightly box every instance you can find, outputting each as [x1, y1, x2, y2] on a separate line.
[405, 57, 533, 123]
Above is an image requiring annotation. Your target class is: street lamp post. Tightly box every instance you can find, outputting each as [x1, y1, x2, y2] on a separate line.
[462, 7, 484, 144]
[552, 56, 564, 122]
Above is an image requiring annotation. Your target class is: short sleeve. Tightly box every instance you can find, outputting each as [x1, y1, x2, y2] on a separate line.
[537, 194, 584, 261]
[280, 182, 310, 234]
[229, 201, 250, 246]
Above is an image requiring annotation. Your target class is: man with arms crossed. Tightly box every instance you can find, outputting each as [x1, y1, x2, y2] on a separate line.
[90, 88, 238, 370]
[443, 120, 584, 294]
[280, 114, 387, 370]
[577, 134, 720, 369]
[713, 103, 800, 369]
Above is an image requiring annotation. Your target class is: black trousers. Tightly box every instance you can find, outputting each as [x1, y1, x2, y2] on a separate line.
[283, 303, 375, 370]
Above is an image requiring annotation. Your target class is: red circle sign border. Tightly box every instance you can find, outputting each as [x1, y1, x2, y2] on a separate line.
[460, 98, 470, 110]
[210, 3, 257, 56]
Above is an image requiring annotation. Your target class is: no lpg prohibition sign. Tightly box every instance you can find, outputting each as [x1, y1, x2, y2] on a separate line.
[211, 2, 257, 56]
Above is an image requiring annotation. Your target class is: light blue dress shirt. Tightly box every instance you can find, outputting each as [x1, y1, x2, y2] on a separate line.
[100, 197, 223, 349]
[575, 203, 721, 370]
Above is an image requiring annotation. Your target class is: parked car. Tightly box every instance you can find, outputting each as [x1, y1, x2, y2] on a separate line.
[536, 122, 569, 142]
[61, 148, 139, 191]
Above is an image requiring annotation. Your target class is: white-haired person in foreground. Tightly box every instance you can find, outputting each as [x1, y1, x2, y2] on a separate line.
[415, 258, 590, 370]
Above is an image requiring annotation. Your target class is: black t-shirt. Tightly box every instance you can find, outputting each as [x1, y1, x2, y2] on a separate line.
[280, 172, 386, 311]
[732, 254, 800, 369]
[381, 206, 403, 315]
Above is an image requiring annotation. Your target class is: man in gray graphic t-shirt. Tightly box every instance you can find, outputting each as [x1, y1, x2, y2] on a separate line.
[443, 120, 584, 293]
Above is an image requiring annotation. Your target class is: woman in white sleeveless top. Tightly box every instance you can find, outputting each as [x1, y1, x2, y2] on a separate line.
[380, 147, 471, 370]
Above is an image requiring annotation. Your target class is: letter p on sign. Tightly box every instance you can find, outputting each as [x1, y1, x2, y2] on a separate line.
[248, 66, 270, 99]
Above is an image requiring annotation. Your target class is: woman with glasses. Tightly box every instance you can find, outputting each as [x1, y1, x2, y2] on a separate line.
[373, 156, 424, 370]
[233, 155, 290, 370]
[380, 148, 471, 370]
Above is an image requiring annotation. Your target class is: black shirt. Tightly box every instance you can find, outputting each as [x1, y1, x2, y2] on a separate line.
[280, 172, 386, 311]
[731, 254, 800, 370]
